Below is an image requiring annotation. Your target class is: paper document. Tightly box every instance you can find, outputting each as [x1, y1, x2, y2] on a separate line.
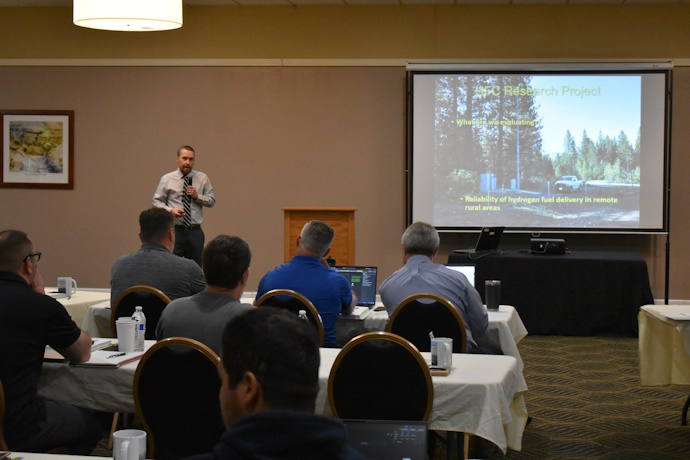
[660, 312, 690, 321]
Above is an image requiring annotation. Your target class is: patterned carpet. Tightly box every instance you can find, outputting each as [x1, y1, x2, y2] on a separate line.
[478, 335, 690, 460]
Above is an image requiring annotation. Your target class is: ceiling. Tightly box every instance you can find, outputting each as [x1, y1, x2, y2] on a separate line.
[1, 0, 688, 7]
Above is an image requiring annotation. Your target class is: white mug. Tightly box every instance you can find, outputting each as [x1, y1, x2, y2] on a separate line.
[57, 277, 77, 298]
[431, 337, 453, 369]
[113, 429, 146, 460]
[115, 318, 136, 353]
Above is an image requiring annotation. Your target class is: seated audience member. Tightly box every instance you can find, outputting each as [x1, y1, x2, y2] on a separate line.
[0, 230, 101, 454]
[379, 221, 490, 354]
[156, 235, 255, 354]
[110, 207, 205, 306]
[255, 220, 356, 347]
[187, 307, 362, 460]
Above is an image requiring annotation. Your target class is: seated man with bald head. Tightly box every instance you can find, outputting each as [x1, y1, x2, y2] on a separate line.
[0, 230, 101, 454]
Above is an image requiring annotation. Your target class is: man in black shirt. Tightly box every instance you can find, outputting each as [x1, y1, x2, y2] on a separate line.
[0, 230, 101, 454]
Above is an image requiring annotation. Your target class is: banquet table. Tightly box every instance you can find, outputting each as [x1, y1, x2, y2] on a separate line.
[39, 342, 527, 454]
[82, 297, 527, 367]
[316, 348, 527, 454]
[337, 305, 528, 372]
[52, 288, 110, 328]
[38, 340, 155, 414]
[638, 304, 690, 386]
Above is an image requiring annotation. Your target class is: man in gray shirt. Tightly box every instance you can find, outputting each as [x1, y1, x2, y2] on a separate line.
[379, 222, 489, 353]
[111, 207, 206, 306]
[156, 234, 255, 355]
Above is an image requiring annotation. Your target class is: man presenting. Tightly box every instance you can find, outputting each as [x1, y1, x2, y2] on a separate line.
[111, 207, 206, 306]
[379, 221, 490, 354]
[255, 220, 356, 347]
[153, 145, 215, 266]
[0, 230, 101, 454]
[187, 308, 362, 460]
[156, 235, 255, 355]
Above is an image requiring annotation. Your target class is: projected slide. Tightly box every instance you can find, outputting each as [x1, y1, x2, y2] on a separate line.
[411, 71, 667, 231]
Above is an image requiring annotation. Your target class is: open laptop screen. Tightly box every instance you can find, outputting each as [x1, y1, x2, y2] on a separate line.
[475, 226, 504, 252]
[334, 266, 378, 307]
[445, 264, 475, 287]
[344, 419, 428, 460]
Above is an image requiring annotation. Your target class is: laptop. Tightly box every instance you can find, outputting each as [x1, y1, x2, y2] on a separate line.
[445, 264, 475, 287]
[474, 226, 504, 252]
[344, 419, 428, 460]
[334, 266, 378, 307]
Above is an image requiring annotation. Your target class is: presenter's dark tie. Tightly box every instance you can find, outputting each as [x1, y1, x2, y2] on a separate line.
[182, 175, 192, 228]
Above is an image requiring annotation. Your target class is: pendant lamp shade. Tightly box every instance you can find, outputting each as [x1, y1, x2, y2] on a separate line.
[73, 0, 183, 32]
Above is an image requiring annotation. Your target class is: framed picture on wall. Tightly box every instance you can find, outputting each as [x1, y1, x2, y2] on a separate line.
[1, 110, 74, 189]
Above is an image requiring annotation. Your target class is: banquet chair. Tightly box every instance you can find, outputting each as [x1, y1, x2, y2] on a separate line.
[110, 285, 171, 340]
[133, 337, 225, 460]
[328, 332, 433, 421]
[0, 378, 8, 450]
[254, 289, 325, 346]
[386, 293, 467, 353]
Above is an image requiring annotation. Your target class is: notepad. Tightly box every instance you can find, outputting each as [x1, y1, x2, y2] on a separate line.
[73, 350, 144, 368]
[350, 306, 373, 319]
[44, 339, 115, 363]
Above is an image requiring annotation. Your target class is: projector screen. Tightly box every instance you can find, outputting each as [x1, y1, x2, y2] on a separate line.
[409, 66, 670, 233]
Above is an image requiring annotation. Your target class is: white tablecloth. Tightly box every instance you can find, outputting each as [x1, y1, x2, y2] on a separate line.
[52, 288, 110, 328]
[38, 340, 155, 414]
[639, 304, 690, 386]
[316, 348, 527, 453]
[39, 342, 526, 454]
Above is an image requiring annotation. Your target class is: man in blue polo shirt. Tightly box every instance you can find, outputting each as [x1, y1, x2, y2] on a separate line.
[255, 220, 356, 347]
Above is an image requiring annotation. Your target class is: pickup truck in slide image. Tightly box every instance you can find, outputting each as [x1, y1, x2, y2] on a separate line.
[555, 175, 583, 192]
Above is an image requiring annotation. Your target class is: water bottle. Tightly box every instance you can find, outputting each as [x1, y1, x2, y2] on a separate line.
[298, 310, 308, 321]
[132, 306, 146, 352]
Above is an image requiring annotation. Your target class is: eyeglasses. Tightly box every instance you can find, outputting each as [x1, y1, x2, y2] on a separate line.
[23, 252, 41, 262]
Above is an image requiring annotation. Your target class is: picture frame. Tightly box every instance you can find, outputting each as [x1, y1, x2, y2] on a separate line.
[1, 110, 74, 189]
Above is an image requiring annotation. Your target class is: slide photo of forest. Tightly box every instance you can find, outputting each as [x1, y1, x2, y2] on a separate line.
[433, 74, 642, 229]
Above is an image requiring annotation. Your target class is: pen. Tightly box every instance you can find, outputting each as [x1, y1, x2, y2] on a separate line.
[106, 353, 126, 359]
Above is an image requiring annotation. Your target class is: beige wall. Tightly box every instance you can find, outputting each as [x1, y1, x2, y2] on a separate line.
[1, 4, 689, 299]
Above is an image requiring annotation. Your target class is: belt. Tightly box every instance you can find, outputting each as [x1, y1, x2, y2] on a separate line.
[175, 224, 201, 230]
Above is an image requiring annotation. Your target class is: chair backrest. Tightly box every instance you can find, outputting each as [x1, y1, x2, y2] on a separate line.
[111, 285, 171, 340]
[133, 337, 225, 460]
[386, 293, 467, 353]
[0, 377, 8, 450]
[328, 332, 434, 421]
[255, 289, 325, 346]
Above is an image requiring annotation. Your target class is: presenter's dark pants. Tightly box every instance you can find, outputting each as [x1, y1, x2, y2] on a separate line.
[12, 399, 101, 455]
[174, 224, 205, 267]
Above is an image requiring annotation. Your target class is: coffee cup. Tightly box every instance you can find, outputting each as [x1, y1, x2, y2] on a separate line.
[485, 279, 501, 311]
[113, 429, 146, 460]
[115, 318, 136, 353]
[431, 337, 453, 369]
[57, 277, 77, 298]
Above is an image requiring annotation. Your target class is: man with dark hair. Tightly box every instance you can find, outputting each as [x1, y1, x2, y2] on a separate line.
[380, 221, 490, 353]
[0, 230, 101, 454]
[153, 145, 215, 266]
[255, 220, 356, 347]
[156, 235, 254, 354]
[188, 307, 362, 460]
[111, 207, 205, 306]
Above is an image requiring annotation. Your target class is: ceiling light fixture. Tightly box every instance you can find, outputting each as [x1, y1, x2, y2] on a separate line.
[73, 0, 183, 32]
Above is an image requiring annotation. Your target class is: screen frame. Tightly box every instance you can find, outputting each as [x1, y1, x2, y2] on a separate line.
[406, 63, 672, 234]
